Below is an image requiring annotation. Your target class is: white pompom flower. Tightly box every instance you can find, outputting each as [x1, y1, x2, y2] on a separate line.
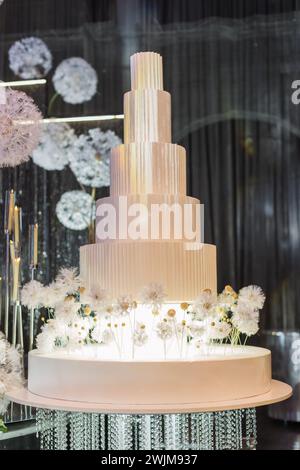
[156, 320, 173, 340]
[69, 128, 121, 188]
[32, 123, 76, 171]
[238, 285, 265, 311]
[190, 289, 217, 320]
[140, 283, 167, 309]
[8, 37, 52, 79]
[21, 280, 45, 309]
[52, 57, 98, 104]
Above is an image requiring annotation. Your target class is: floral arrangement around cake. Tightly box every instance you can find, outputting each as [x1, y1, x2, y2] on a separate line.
[21, 268, 265, 360]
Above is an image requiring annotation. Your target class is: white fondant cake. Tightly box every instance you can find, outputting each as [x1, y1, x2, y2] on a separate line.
[80, 51, 217, 301]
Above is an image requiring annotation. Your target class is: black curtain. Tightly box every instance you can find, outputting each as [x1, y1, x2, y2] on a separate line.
[0, 0, 300, 331]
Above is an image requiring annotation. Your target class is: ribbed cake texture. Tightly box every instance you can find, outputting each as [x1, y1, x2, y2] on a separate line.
[80, 52, 217, 301]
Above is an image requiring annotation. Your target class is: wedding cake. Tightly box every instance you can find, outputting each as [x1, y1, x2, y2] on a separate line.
[80, 52, 216, 301]
[25, 52, 280, 410]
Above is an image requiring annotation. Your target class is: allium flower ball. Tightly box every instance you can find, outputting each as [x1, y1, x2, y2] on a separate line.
[8, 37, 52, 79]
[56, 190, 96, 231]
[69, 128, 121, 188]
[52, 57, 98, 104]
[0, 88, 42, 167]
[32, 123, 76, 171]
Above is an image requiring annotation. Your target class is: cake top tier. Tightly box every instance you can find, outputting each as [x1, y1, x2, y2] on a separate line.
[130, 52, 163, 91]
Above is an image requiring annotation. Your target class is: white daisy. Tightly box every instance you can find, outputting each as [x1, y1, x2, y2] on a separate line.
[156, 320, 173, 340]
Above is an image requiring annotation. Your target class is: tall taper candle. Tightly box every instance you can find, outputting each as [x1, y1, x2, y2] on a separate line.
[7, 190, 15, 234]
[33, 223, 38, 266]
[14, 206, 20, 249]
[12, 257, 20, 302]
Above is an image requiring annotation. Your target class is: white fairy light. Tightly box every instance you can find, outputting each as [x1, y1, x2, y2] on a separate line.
[52, 57, 98, 104]
[8, 37, 52, 79]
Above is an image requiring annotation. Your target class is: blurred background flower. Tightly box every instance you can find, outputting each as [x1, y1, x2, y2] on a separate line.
[52, 57, 98, 104]
[8, 37, 52, 79]
[0, 88, 41, 167]
[69, 128, 121, 187]
[56, 190, 96, 230]
[32, 122, 76, 171]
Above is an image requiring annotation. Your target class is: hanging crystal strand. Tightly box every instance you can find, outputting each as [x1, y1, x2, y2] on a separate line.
[150, 414, 163, 450]
[99, 414, 106, 449]
[36, 408, 45, 450]
[83, 413, 92, 450]
[164, 414, 182, 450]
[181, 414, 190, 449]
[233, 409, 243, 450]
[107, 414, 118, 450]
[139, 415, 152, 450]
[224, 410, 233, 450]
[199, 412, 214, 450]
[120, 414, 133, 450]
[91, 413, 100, 450]
[70, 412, 84, 450]
[228, 410, 237, 450]
[215, 411, 227, 450]
[39, 409, 53, 450]
[190, 413, 200, 450]
[245, 408, 257, 450]
[54, 410, 68, 450]
[133, 415, 141, 450]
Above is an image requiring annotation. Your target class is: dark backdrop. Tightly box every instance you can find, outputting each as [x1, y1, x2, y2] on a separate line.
[0, 0, 300, 330]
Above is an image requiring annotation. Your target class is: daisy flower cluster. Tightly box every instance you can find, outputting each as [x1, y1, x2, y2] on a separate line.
[0, 333, 24, 431]
[21, 272, 265, 359]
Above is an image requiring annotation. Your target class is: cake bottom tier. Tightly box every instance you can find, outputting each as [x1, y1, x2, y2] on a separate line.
[80, 241, 217, 301]
[28, 346, 271, 406]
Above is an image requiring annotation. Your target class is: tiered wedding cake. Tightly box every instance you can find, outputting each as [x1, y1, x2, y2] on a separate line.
[25, 53, 281, 410]
[80, 52, 216, 301]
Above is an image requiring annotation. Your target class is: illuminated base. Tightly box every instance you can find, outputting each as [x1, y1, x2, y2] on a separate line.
[35, 408, 257, 450]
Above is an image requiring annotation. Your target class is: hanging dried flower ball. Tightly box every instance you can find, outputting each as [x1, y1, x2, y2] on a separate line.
[69, 128, 121, 187]
[32, 122, 77, 171]
[8, 37, 52, 79]
[56, 190, 96, 231]
[52, 57, 98, 104]
[0, 88, 42, 167]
